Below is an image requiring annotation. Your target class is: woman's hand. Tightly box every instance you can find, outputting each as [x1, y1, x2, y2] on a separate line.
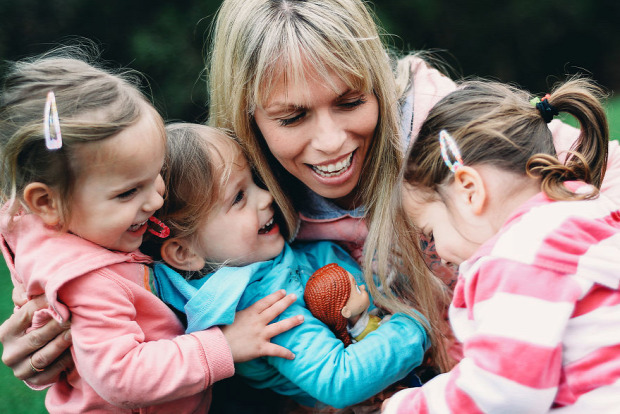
[221, 289, 303, 363]
[0, 293, 74, 386]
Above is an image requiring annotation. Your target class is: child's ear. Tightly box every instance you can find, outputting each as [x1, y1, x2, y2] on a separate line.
[341, 306, 352, 319]
[453, 166, 486, 215]
[23, 182, 61, 226]
[160, 238, 205, 271]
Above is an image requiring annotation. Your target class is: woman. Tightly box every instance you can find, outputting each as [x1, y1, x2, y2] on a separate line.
[5, 0, 620, 404]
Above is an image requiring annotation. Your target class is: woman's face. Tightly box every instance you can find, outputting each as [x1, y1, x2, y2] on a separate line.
[253, 66, 379, 209]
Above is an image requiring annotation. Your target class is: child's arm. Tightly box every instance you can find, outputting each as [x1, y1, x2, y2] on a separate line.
[383, 261, 576, 413]
[238, 300, 429, 409]
[58, 270, 233, 408]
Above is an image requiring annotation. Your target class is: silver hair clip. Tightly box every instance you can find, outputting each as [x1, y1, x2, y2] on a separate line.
[438, 130, 463, 173]
[44, 91, 62, 150]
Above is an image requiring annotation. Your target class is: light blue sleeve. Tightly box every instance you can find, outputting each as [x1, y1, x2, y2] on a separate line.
[237, 299, 428, 408]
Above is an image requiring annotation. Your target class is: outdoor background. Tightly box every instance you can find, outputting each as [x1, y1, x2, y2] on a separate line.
[1, 0, 619, 411]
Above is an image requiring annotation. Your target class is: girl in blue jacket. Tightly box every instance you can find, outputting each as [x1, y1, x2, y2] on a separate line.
[146, 123, 430, 410]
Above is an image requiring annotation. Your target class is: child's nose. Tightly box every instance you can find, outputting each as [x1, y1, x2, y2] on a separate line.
[144, 186, 164, 212]
[257, 187, 273, 210]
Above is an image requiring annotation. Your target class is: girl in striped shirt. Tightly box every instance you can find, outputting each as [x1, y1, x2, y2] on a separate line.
[381, 78, 620, 413]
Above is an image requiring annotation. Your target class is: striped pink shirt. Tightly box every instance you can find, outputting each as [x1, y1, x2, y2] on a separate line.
[384, 184, 620, 413]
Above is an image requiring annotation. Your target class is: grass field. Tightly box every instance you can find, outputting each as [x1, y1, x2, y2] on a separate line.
[1, 98, 620, 412]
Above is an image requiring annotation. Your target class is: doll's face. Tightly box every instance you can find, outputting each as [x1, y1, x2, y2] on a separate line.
[341, 273, 369, 320]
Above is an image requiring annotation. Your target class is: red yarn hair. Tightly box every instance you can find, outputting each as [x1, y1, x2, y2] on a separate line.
[304, 263, 353, 346]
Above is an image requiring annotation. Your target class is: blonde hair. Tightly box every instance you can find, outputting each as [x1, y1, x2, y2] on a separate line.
[0, 44, 162, 228]
[207, 0, 402, 242]
[207, 0, 449, 369]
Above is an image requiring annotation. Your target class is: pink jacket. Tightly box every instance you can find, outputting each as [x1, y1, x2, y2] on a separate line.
[297, 56, 620, 254]
[1, 213, 234, 413]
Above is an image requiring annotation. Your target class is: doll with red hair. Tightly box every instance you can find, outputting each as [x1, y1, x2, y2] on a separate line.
[304, 263, 383, 346]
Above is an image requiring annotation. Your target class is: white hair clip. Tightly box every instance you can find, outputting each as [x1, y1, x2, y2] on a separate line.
[438, 130, 463, 173]
[43, 91, 62, 150]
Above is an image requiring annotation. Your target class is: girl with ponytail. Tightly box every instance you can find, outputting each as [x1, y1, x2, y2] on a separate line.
[379, 77, 620, 413]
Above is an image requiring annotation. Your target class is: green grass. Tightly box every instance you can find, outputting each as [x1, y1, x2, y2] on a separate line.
[1, 97, 620, 413]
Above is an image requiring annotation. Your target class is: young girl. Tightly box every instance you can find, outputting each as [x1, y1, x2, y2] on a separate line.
[147, 122, 430, 410]
[381, 78, 620, 412]
[0, 48, 302, 413]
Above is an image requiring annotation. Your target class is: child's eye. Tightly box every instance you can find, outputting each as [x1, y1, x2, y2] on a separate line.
[233, 190, 245, 205]
[117, 188, 137, 199]
[427, 232, 434, 243]
[278, 112, 305, 127]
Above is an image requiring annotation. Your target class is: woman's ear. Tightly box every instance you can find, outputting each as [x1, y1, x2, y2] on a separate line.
[160, 238, 205, 271]
[23, 182, 61, 226]
[453, 166, 486, 215]
[341, 306, 352, 319]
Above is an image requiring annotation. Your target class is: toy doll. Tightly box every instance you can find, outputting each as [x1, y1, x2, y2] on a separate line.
[304, 263, 383, 346]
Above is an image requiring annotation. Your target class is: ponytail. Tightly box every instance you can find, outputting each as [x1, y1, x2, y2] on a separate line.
[526, 77, 608, 200]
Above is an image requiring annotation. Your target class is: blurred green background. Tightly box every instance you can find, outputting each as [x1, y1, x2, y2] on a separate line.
[1, 0, 620, 412]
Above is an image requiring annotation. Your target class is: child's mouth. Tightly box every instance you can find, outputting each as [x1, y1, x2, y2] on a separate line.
[258, 217, 275, 234]
[128, 220, 147, 232]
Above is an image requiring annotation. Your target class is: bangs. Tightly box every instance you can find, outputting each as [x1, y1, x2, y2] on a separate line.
[250, 9, 375, 110]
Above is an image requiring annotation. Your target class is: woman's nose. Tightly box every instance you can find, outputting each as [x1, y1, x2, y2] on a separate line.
[311, 111, 346, 154]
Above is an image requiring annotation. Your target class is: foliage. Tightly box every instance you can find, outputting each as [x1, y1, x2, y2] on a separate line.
[1, 0, 618, 122]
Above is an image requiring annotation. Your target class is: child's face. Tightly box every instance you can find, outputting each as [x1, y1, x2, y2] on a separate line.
[67, 109, 165, 253]
[402, 184, 481, 266]
[189, 148, 285, 267]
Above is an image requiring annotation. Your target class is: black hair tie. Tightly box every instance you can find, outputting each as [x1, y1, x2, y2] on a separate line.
[531, 94, 559, 124]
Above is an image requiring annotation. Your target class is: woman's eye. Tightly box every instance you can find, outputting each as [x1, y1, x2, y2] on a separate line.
[117, 188, 137, 199]
[278, 112, 305, 126]
[340, 96, 367, 109]
[233, 190, 245, 205]
[355, 284, 361, 294]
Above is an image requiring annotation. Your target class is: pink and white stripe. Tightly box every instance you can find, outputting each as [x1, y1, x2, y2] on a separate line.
[384, 188, 620, 413]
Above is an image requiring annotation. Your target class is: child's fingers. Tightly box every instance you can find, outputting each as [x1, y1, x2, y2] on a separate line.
[259, 293, 298, 321]
[248, 289, 287, 313]
[264, 315, 304, 339]
[261, 343, 296, 360]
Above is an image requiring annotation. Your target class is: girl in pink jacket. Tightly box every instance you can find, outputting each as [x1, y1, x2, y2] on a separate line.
[0, 45, 300, 413]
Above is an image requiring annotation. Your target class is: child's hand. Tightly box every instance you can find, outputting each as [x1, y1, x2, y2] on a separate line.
[221, 289, 303, 363]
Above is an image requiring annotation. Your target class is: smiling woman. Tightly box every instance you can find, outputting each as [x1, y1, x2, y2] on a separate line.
[253, 68, 379, 208]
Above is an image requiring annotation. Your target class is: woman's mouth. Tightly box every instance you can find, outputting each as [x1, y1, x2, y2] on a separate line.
[310, 153, 353, 178]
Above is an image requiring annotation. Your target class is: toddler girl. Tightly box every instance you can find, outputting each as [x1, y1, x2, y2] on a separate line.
[0, 47, 300, 413]
[382, 78, 620, 412]
[148, 122, 431, 410]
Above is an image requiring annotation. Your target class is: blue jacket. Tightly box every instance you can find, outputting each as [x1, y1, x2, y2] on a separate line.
[153, 241, 428, 408]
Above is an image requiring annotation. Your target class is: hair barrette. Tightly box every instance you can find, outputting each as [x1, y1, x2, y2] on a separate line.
[148, 216, 170, 238]
[43, 91, 62, 150]
[529, 93, 558, 124]
[438, 129, 463, 173]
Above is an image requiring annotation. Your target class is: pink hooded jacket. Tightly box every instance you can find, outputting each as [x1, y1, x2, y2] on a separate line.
[1, 213, 234, 413]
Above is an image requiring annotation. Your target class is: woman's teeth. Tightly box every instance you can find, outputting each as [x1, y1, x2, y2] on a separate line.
[311, 153, 353, 177]
[258, 217, 274, 234]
